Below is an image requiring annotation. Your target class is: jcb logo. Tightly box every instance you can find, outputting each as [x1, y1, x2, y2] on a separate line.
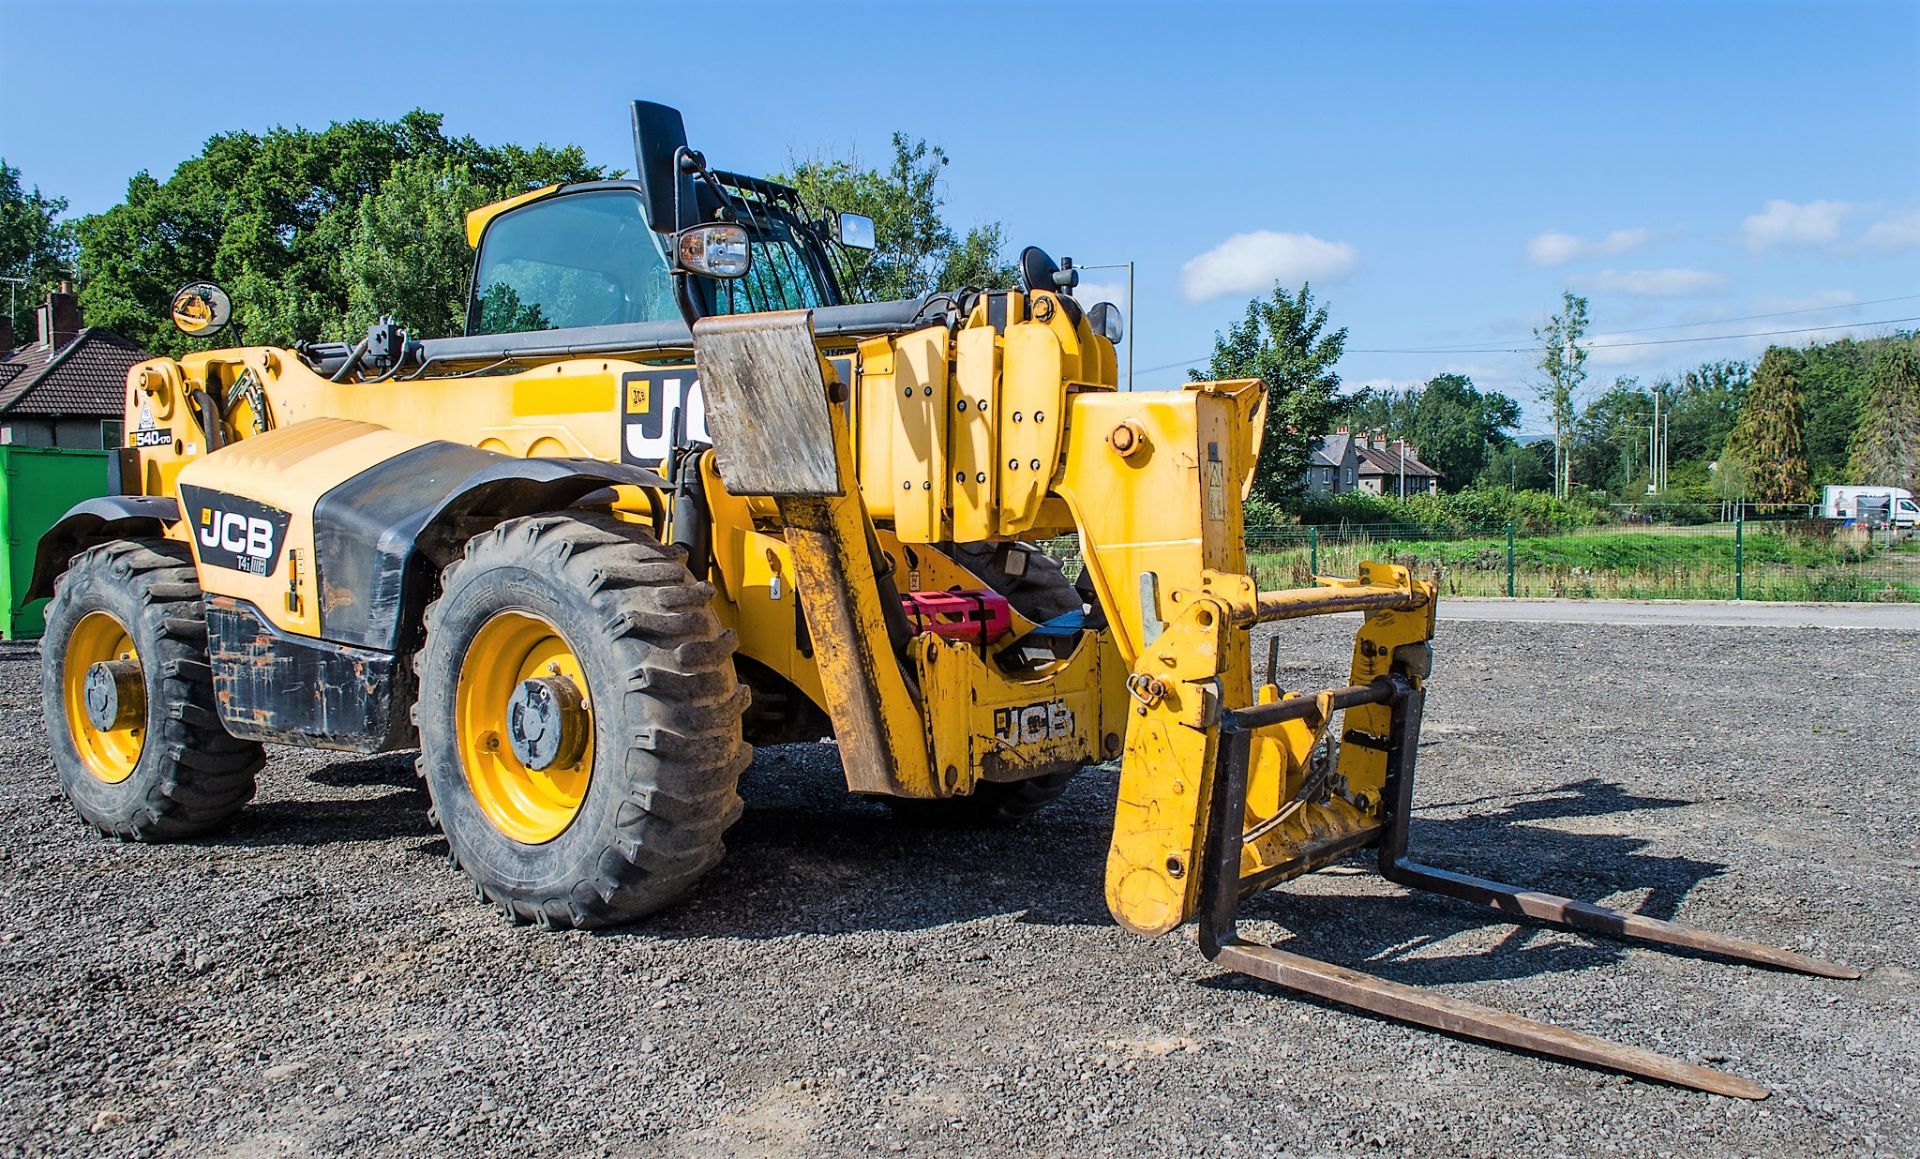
[178, 485, 290, 578]
[198, 510, 276, 559]
[993, 699, 1075, 747]
[619, 356, 854, 468]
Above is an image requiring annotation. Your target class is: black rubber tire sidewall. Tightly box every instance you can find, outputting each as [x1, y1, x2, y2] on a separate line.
[418, 559, 638, 909]
[40, 540, 261, 838]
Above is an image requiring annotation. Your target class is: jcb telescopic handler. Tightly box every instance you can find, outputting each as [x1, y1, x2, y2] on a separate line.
[35, 102, 1855, 1098]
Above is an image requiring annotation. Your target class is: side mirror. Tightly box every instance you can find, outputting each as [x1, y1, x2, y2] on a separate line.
[675, 224, 752, 279]
[835, 213, 876, 251]
[1088, 301, 1124, 344]
[170, 281, 233, 339]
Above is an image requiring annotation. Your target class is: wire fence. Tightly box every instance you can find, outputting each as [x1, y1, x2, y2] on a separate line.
[1042, 517, 1920, 603]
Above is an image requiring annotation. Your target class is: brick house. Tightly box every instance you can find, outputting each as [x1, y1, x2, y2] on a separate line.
[1353, 430, 1442, 495]
[1303, 428, 1357, 494]
[1303, 427, 1443, 496]
[0, 286, 150, 449]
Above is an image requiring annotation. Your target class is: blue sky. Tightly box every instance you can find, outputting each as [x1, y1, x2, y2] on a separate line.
[3, 0, 1916, 433]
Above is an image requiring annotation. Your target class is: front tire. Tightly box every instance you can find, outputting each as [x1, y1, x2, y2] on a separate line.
[414, 513, 750, 929]
[40, 539, 263, 839]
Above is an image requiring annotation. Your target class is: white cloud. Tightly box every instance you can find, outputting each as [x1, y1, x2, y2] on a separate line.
[1180, 231, 1356, 301]
[1526, 227, 1651, 266]
[1075, 279, 1129, 309]
[1741, 199, 1853, 251]
[1859, 209, 1920, 254]
[1579, 334, 1648, 369]
[1580, 268, 1729, 297]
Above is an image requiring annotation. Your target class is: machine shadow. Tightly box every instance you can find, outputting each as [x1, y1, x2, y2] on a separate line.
[1224, 775, 1732, 988]
[626, 745, 1121, 940]
[622, 744, 1735, 993]
[215, 752, 433, 848]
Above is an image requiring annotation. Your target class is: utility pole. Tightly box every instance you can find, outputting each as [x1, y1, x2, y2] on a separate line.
[1661, 410, 1670, 494]
[1074, 261, 1135, 390]
[1651, 404, 1666, 491]
[1559, 331, 1576, 498]
[0, 275, 25, 329]
[1651, 391, 1661, 495]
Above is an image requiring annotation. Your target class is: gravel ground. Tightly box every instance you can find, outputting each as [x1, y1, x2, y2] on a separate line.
[1, 617, 1916, 1157]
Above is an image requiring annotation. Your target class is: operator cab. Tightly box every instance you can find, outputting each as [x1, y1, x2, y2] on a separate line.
[464, 101, 870, 338]
[465, 178, 855, 337]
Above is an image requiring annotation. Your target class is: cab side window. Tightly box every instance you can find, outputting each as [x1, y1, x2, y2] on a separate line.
[469, 191, 676, 335]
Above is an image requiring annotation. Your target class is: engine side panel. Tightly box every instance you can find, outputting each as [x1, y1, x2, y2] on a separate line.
[175, 418, 433, 640]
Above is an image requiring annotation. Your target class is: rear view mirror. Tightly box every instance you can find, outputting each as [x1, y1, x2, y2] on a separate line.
[675, 224, 752, 279]
[170, 281, 232, 339]
[1088, 301, 1124, 344]
[836, 213, 876, 251]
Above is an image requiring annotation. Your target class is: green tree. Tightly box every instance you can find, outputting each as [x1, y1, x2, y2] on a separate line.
[1665, 359, 1748, 465]
[1534, 291, 1589, 497]
[1722, 347, 1811, 503]
[1342, 372, 1520, 491]
[1192, 282, 1346, 500]
[0, 160, 78, 341]
[1847, 339, 1920, 490]
[1339, 387, 1416, 439]
[77, 112, 602, 354]
[1484, 440, 1555, 491]
[341, 156, 491, 339]
[780, 135, 1015, 301]
[1796, 335, 1905, 484]
[1571, 378, 1657, 496]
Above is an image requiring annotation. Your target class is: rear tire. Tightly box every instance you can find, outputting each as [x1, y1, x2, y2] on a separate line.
[945, 542, 1084, 623]
[40, 539, 263, 839]
[414, 512, 750, 929]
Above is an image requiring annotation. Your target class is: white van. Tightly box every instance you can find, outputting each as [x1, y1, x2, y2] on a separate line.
[1822, 485, 1919, 528]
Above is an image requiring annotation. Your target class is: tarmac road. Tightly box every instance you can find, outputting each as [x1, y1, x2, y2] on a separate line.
[1439, 597, 1920, 631]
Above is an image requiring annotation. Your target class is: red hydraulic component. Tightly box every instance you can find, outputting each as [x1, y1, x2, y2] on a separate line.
[899, 589, 1012, 644]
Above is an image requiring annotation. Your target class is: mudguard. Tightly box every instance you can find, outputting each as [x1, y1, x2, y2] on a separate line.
[307, 442, 666, 652]
[28, 495, 182, 600]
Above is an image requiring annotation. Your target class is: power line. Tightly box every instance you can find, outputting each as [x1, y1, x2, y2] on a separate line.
[1351, 316, 1920, 353]
[1580, 292, 1920, 335]
[1143, 312, 1920, 372]
[1342, 292, 1920, 355]
[1586, 315, 1920, 350]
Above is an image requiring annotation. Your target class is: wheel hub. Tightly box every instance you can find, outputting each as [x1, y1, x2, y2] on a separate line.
[84, 660, 145, 731]
[63, 611, 144, 784]
[506, 676, 588, 772]
[454, 609, 595, 845]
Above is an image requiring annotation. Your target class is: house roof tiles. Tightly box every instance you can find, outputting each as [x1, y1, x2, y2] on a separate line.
[0, 329, 148, 419]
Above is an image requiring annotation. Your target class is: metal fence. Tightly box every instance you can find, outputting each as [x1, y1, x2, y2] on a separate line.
[1042, 519, 1919, 603]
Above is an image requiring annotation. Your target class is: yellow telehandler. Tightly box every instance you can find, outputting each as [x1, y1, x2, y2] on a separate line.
[33, 102, 1854, 1098]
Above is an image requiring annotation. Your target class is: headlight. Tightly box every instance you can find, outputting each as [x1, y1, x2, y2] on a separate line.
[1088, 301, 1124, 344]
[675, 224, 752, 279]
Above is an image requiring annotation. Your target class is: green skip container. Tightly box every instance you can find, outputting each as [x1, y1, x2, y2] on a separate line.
[1, 446, 109, 640]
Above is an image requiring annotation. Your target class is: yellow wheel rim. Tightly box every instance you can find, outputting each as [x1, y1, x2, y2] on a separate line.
[455, 610, 595, 845]
[63, 611, 144, 784]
